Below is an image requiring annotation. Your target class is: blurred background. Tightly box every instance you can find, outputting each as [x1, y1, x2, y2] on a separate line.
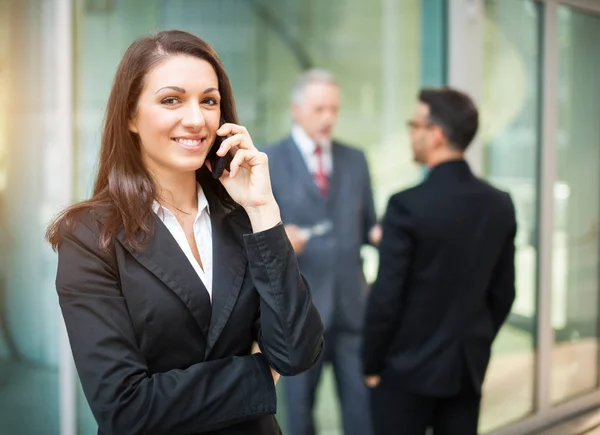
[1, 0, 600, 434]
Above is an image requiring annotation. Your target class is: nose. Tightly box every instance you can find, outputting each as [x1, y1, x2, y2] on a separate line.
[324, 107, 338, 124]
[181, 102, 205, 130]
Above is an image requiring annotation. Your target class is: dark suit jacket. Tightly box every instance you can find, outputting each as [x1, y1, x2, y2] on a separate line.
[264, 137, 377, 332]
[362, 160, 516, 397]
[55, 185, 324, 435]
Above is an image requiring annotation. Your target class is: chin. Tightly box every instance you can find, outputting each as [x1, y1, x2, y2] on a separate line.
[172, 156, 208, 174]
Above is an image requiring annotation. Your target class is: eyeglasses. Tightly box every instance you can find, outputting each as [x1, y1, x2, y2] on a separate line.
[406, 120, 434, 130]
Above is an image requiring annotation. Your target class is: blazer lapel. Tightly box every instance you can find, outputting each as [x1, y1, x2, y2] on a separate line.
[117, 215, 212, 339]
[204, 188, 248, 357]
[284, 138, 325, 205]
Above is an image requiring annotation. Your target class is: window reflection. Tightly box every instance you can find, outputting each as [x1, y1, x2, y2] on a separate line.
[480, 0, 541, 431]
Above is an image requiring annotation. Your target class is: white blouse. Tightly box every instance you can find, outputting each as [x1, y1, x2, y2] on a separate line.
[152, 185, 213, 300]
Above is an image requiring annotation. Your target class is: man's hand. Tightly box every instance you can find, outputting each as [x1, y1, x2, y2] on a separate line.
[285, 224, 308, 254]
[364, 375, 381, 388]
[251, 341, 280, 385]
[270, 367, 281, 385]
[369, 224, 382, 246]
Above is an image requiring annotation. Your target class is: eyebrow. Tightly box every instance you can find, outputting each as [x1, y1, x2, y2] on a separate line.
[154, 86, 219, 94]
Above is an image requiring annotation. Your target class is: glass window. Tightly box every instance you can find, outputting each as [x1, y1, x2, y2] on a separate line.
[0, 0, 62, 433]
[420, 0, 447, 87]
[551, 5, 600, 405]
[480, 0, 542, 431]
[74, 0, 425, 433]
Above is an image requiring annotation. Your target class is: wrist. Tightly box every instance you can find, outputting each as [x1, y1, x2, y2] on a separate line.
[245, 201, 282, 233]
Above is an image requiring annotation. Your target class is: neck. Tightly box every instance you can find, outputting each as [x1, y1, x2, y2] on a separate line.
[154, 169, 198, 214]
[426, 148, 465, 168]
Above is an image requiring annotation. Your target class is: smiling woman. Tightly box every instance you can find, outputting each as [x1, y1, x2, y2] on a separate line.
[45, 30, 324, 435]
[129, 56, 222, 180]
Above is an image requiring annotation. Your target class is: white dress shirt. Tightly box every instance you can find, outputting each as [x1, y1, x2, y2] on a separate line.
[152, 184, 213, 300]
[291, 124, 333, 176]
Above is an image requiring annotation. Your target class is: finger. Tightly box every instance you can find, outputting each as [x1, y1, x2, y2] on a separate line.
[365, 376, 377, 387]
[216, 123, 256, 151]
[216, 133, 245, 156]
[227, 149, 250, 179]
[228, 150, 266, 178]
[216, 123, 247, 138]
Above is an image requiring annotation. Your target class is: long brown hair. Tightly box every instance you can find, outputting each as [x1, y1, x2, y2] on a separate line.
[46, 30, 239, 252]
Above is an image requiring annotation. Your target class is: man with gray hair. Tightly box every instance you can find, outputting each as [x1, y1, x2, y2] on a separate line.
[264, 69, 380, 435]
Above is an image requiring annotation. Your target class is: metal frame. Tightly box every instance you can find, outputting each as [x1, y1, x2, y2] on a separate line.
[56, 0, 76, 434]
[448, 0, 600, 434]
[447, 0, 484, 175]
[535, 0, 558, 418]
[555, 0, 600, 12]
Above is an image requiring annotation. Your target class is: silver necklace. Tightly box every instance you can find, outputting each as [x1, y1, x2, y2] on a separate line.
[158, 199, 193, 216]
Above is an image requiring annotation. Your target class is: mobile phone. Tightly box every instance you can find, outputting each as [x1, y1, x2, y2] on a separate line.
[207, 118, 233, 179]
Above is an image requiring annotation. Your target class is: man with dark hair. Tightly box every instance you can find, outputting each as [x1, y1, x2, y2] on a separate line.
[362, 87, 516, 434]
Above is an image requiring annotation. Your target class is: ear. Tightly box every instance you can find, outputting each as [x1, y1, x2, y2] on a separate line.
[128, 116, 139, 134]
[432, 125, 445, 146]
[291, 103, 302, 120]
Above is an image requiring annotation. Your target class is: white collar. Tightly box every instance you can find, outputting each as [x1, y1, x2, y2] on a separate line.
[291, 124, 332, 156]
[152, 183, 210, 219]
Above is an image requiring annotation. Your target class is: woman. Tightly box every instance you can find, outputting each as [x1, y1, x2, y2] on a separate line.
[46, 30, 324, 435]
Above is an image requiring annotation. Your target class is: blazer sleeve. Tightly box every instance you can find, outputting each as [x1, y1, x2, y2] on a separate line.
[244, 223, 324, 376]
[56, 220, 277, 435]
[487, 194, 517, 335]
[362, 194, 414, 375]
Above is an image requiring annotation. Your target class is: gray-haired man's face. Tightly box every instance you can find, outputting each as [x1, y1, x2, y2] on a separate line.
[292, 82, 340, 144]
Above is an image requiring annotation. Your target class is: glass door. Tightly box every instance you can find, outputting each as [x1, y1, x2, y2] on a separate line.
[550, 3, 600, 405]
[480, 0, 543, 431]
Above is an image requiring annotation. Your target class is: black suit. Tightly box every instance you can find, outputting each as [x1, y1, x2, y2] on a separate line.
[55, 185, 324, 435]
[362, 160, 516, 434]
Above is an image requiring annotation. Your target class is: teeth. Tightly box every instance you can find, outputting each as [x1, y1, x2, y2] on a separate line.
[175, 138, 202, 146]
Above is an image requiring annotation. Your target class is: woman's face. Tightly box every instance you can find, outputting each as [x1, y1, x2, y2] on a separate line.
[129, 54, 221, 179]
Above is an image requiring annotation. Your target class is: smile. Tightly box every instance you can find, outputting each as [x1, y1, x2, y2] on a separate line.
[172, 137, 205, 150]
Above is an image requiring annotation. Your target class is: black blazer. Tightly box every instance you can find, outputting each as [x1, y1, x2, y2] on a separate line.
[55, 186, 324, 435]
[362, 160, 516, 397]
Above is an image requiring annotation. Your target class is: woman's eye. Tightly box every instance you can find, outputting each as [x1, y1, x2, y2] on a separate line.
[161, 97, 180, 105]
[203, 97, 218, 106]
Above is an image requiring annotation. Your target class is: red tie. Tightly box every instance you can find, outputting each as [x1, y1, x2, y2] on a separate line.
[314, 144, 328, 197]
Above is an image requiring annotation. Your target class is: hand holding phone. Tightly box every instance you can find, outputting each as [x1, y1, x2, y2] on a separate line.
[206, 120, 281, 231]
